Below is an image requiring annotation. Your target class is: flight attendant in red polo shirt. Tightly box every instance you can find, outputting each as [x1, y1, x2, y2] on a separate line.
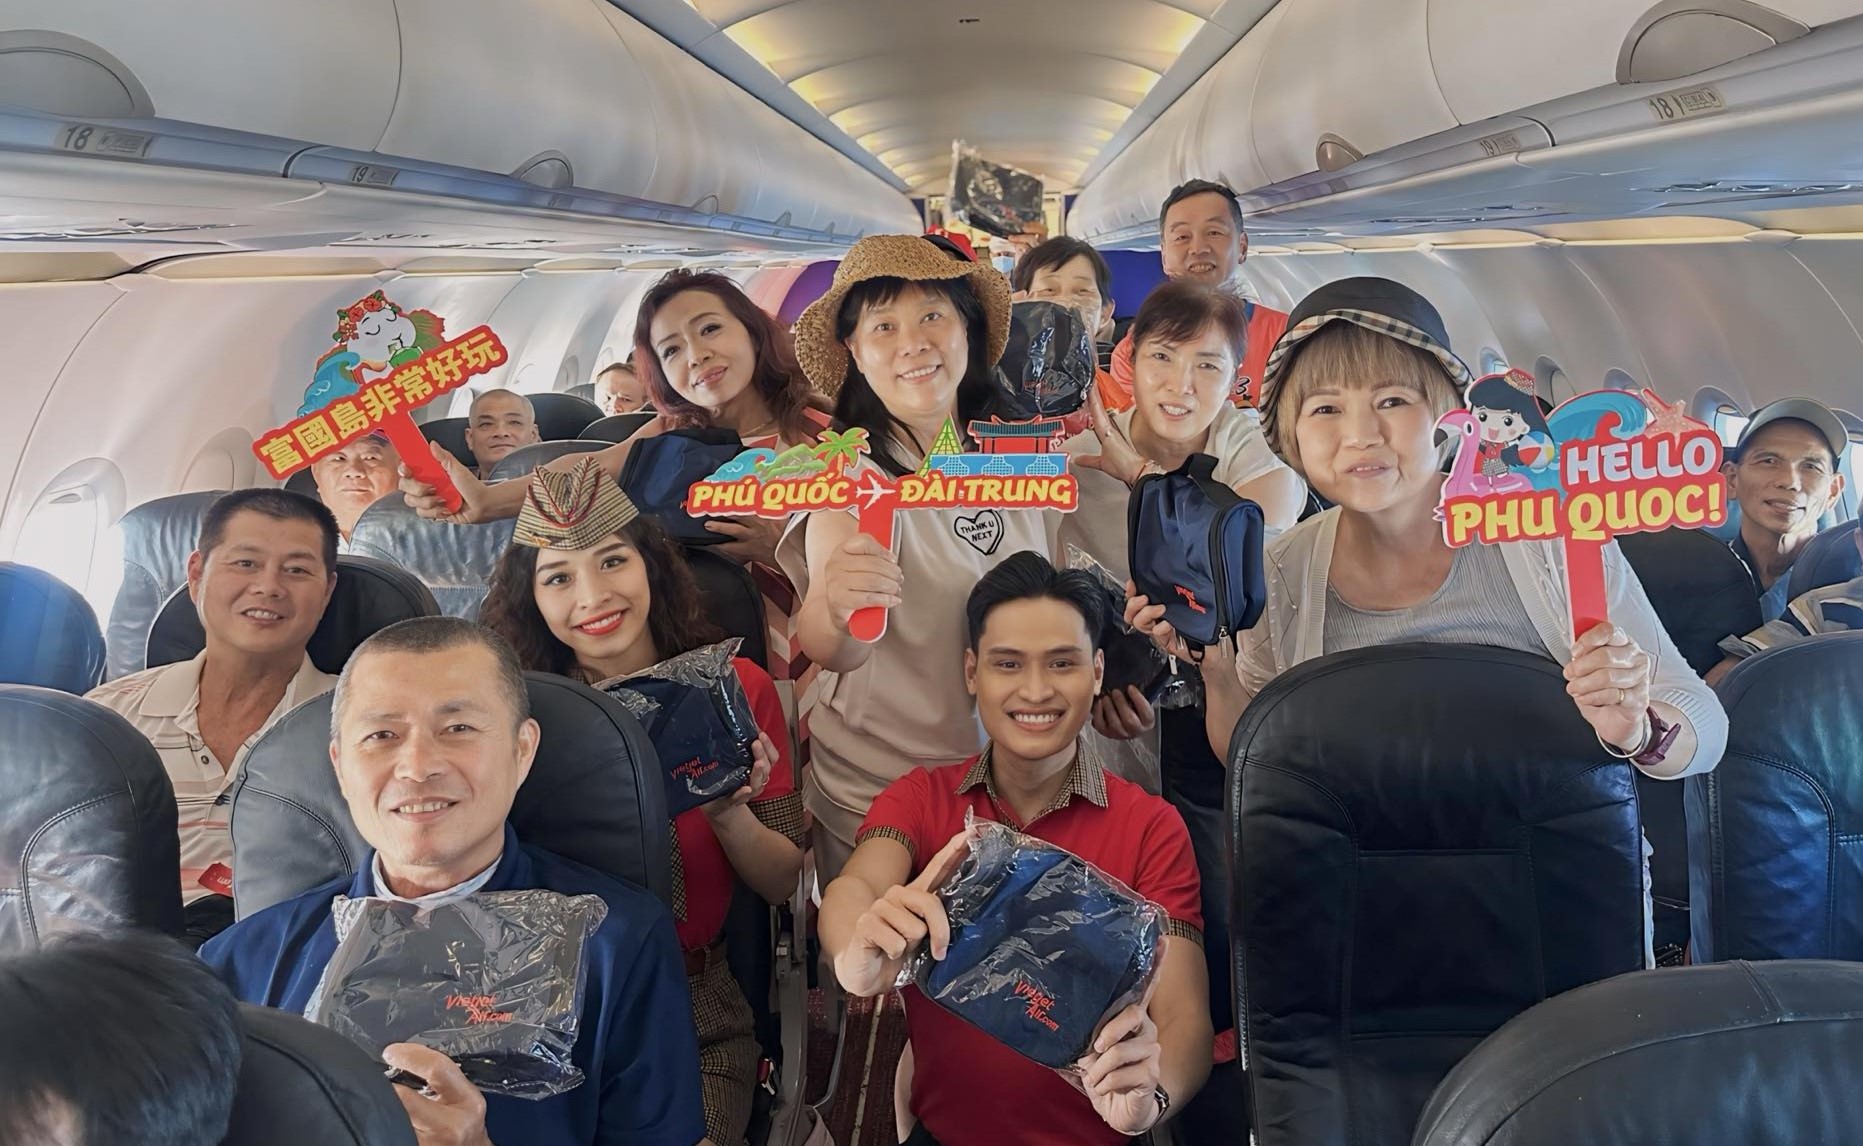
[820, 553, 1212, 1146]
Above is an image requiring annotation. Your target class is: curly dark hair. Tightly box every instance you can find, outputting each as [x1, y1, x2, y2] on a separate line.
[633, 268, 827, 440]
[479, 516, 722, 678]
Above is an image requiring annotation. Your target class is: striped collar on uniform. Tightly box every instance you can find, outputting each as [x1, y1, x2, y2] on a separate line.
[957, 740, 1110, 821]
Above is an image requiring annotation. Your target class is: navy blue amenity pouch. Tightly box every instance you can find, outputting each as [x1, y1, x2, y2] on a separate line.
[1127, 453, 1267, 651]
[616, 427, 745, 546]
[601, 641, 758, 817]
[906, 819, 1165, 1070]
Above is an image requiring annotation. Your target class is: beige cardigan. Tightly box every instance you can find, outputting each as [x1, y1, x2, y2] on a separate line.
[1237, 509, 1727, 779]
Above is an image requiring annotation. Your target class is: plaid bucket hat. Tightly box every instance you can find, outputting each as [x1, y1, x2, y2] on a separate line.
[793, 234, 1013, 398]
[511, 457, 639, 551]
[1258, 277, 1472, 448]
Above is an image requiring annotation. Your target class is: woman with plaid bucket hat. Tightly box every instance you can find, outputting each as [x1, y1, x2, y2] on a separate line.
[1129, 277, 1726, 960]
[777, 234, 1051, 884]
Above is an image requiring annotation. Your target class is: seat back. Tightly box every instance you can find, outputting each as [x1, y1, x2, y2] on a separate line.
[1689, 630, 1863, 961]
[1413, 960, 1863, 1146]
[1615, 527, 1762, 962]
[146, 555, 438, 675]
[0, 563, 106, 693]
[230, 672, 671, 917]
[347, 495, 516, 619]
[1228, 644, 1646, 1146]
[0, 685, 182, 949]
[103, 490, 223, 680]
[1787, 518, 1862, 599]
[581, 412, 656, 443]
[685, 545, 769, 668]
[222, 1003, 417, 1146]
[283, 469, 320, 499]
[530, 392, 603, 441]
[420, 415, 477, 472]
[566, 382, 596, 403]
[486, 439, 608, 483]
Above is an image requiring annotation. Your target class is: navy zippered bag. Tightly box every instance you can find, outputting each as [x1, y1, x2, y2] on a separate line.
[1127, 453, 1267, 651]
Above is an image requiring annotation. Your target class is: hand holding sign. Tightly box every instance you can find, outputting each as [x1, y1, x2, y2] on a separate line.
[253, 291, 508, 515]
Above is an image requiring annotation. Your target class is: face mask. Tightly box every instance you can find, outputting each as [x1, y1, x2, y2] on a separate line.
[992, 254, 1016, 275]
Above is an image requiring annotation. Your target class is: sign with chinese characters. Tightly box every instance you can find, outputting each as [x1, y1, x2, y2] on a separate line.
[1436, 371, 1726, 637]
[250, 291, 507, 512]
[685, 417, 1078, 640]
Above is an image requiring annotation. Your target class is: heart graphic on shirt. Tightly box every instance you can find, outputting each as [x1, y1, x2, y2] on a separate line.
[953, 510, 1004, 555]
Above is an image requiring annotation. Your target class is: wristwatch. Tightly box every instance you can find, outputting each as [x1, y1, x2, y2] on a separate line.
[1601, 708, 1679, 769]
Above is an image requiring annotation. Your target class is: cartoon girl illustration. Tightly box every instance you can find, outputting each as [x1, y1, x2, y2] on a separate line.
[298, 290, 446, 415]
[1467, 369, 1555, 481]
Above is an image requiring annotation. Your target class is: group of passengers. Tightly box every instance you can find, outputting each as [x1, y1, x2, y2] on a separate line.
[24, 175, 1854, 1146]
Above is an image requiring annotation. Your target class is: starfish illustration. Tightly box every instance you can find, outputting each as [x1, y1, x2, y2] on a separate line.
[1639, 390, 1694, 439]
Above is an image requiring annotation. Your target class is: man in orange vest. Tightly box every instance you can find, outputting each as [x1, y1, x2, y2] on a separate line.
[1106, 180, 1288, 410]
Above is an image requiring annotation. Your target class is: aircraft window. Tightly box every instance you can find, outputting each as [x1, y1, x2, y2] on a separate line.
[1480, 347, 1507, 375]
[11, 461, 126, 615]
[1713, 406, 1751, 447]
[1603, 369, 1636, 391]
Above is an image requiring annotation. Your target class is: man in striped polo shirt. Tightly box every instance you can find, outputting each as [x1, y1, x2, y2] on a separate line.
[88, 488, 337, 946]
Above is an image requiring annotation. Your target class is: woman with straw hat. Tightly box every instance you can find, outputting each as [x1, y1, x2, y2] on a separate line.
[777, 234, 1050, 883]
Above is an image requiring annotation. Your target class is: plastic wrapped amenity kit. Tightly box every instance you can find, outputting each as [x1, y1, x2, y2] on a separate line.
[306, 890, 608, 1099]
[899, 816, 1166, 1070]
[604, 638, 759, 817]
[948, 140, 1045, 239]
[996, 301, 1096, 420]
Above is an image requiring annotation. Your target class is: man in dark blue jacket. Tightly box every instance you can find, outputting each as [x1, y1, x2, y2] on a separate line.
[202, 616, 705, 1146]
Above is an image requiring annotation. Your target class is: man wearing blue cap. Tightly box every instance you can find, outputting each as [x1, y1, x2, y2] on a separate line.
[1720, 398, 1849, 621]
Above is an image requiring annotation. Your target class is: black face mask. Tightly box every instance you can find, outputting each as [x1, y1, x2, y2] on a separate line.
[994, 301, 1096, 420]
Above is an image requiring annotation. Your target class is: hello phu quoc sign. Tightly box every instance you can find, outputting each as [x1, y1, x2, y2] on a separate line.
[1436, 371, 1726, 637]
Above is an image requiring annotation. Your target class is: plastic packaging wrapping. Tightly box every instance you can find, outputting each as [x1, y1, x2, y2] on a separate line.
[305, 890, 608, 1100]
[603, 638, 758, 817]
[899, 816, 1166, 1071]
[996, 301, 1096, 420]
[1066, 544, 1170, 705]
[948, 140, 1045, 240]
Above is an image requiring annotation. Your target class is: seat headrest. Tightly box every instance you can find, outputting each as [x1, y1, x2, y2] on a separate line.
[485, 440, 608, 483]
[1617, 528, 1763, 675]
[684, 546, 769, 668]
[348, 494, 514, 619]
[419, 416, 477, 473]
[566, 382, 596, 402]
[146, 555, 439, 676]
[581, 412, 656, 444]
[1693, 630, 1863, 961]
[1414, 960, 1863, 1146]
[221, 1003, 417, 1146]
[0, 686, 182, 949]
[529, 392, 603, 441]
[0, 563, 106, 693]
[283, 469, 321, 500]
[103, 490, 226, 680]
[1787, 519, 1862, 599]
[230, 672, 671, 918]
[1229, 643, 1647, 1146]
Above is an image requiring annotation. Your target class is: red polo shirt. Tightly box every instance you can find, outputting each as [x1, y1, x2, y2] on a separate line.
[856, 747, 1202, 1146]
[671, 659, 802, 951]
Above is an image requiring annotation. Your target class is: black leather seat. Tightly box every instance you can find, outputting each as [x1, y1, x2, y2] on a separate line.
[1413, 960, 1863, 1146]
[1689, 630, 1863, 962]
[485, 439, 608, 483]
[0, 562, 106, 694]
[1786, 518, 1861, 599]
[1617, 527, 1762, 963]
[0, 685, 182, 948]
[229, 672, 671, 917]
[284, 469, 320, 499]
[347, 495, 516, 620]
[566, 382, 596, 403]
[419, 415, 477, 472]
[1227, 644, 1647, 1146]
[581, 412, 656, 444]
[104, 490, 223, 680]
[686, 545, 770, 668]
[145, 554, 438, 675]
[222, 1003, 416, 1146]
[530, 392, 603, 441]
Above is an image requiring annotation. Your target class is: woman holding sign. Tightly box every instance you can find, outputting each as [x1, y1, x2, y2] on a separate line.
[779, 235, 1048, 883]
[1129, 276, 1725, 785]
[480, 461, 802, 1146]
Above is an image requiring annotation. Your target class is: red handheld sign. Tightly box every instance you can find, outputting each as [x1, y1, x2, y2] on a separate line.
[252, 292, 508, 513]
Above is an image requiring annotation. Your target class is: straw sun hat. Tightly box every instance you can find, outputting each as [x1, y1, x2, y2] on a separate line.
[793, 234, 1013, 398]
